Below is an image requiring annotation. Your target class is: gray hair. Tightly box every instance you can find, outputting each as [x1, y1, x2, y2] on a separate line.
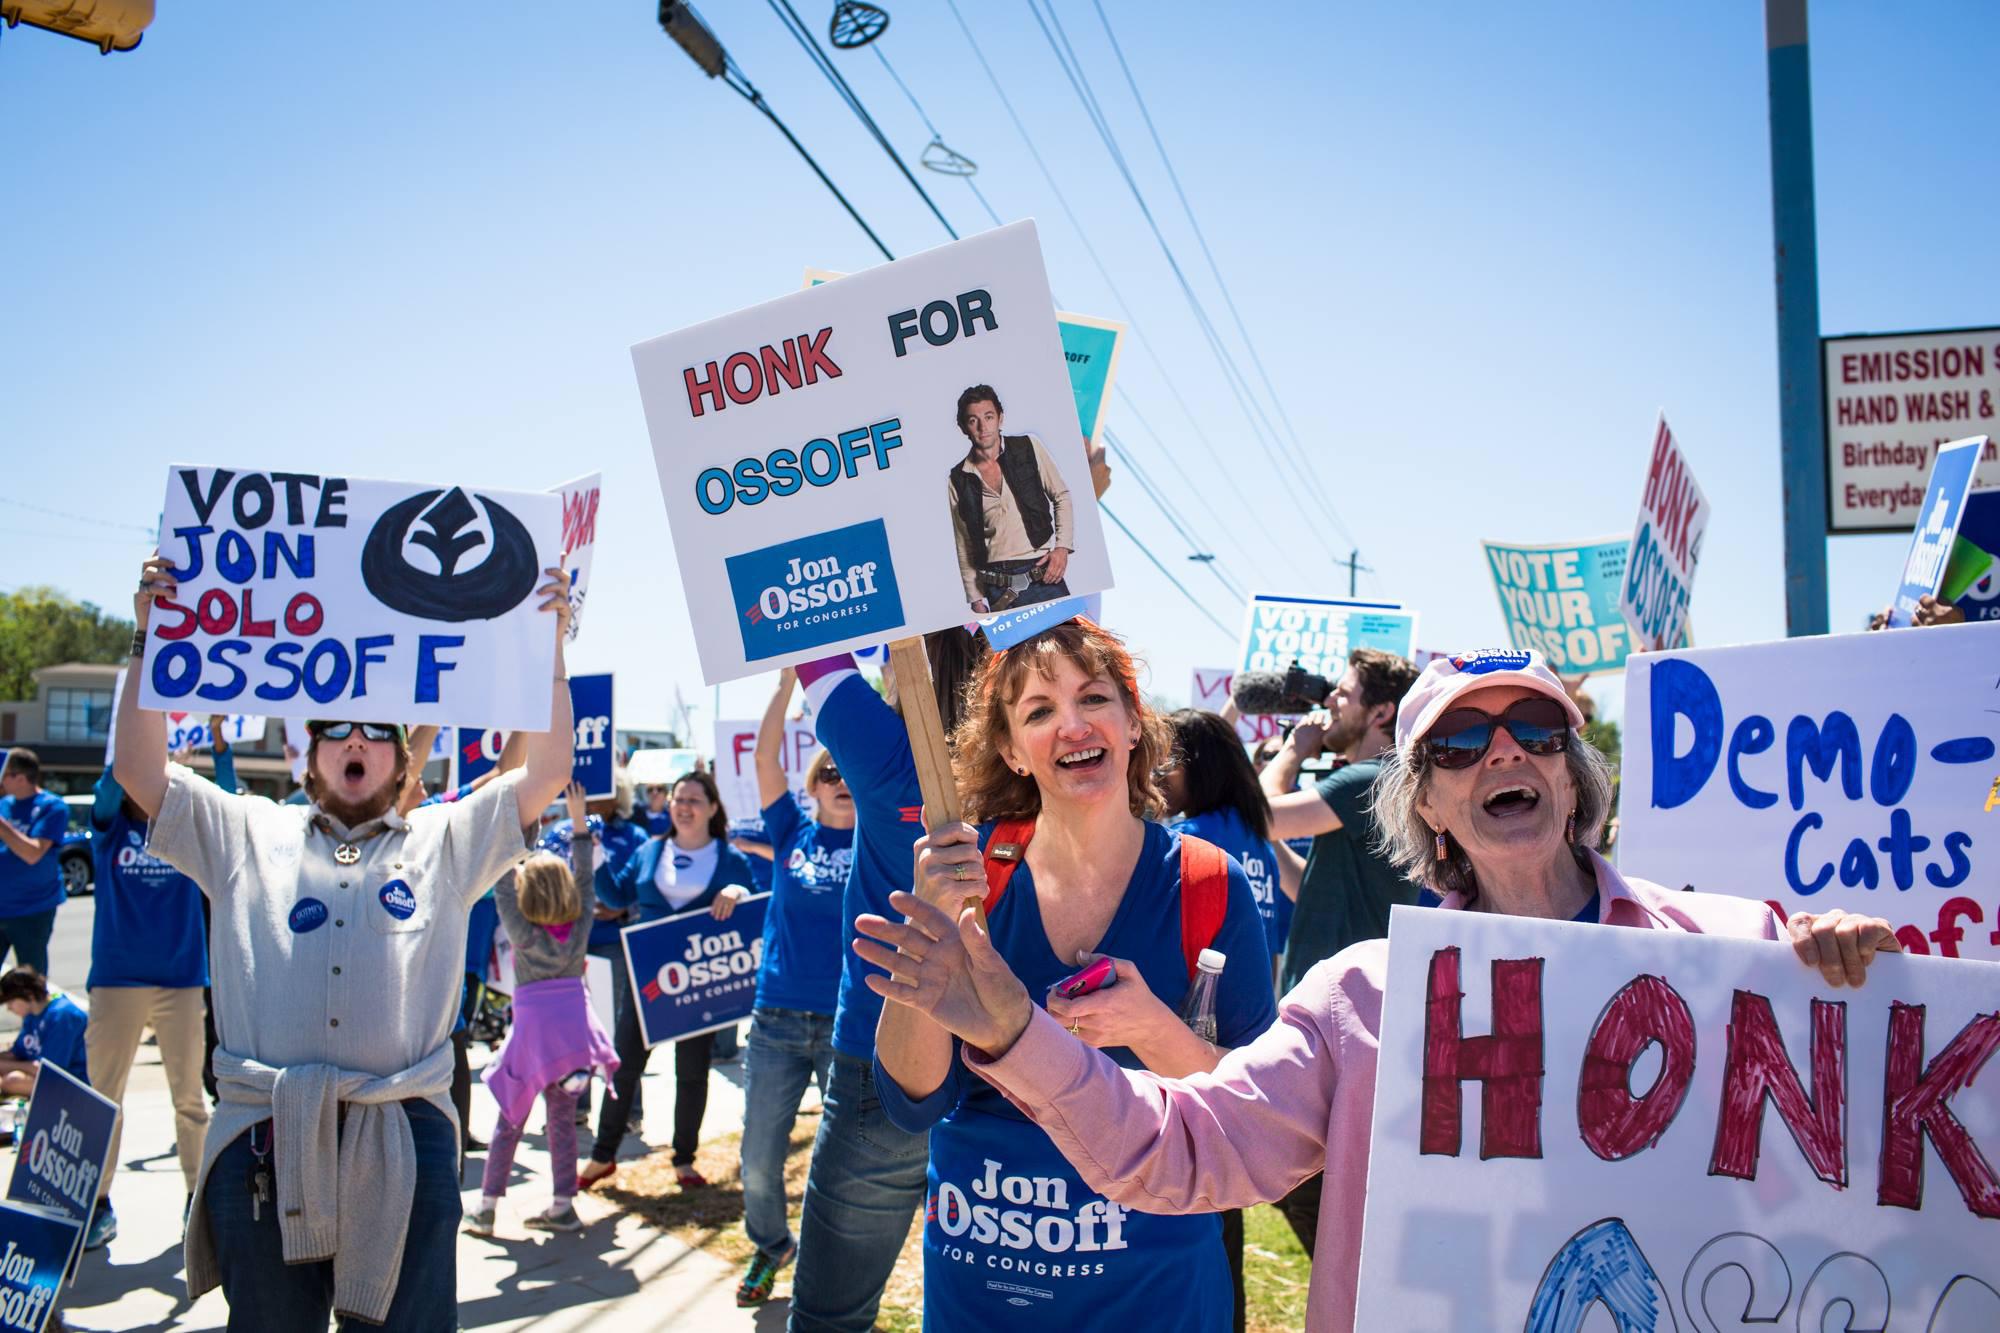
[1372, 733, 1616, 903]
[612, 765, 636, 821]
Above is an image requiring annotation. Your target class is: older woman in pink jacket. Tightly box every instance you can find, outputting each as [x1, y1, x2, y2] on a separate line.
[855, 649, 1900, 1332]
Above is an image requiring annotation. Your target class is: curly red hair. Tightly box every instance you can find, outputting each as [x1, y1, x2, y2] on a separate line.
[950, 619, 1167, 823]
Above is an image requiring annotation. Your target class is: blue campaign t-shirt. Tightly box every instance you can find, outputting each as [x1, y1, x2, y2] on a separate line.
[756, 793, 854, 1016]
[729, 817, 776, 895]
[90, 812, 208, 989]
[644, 809, 673, 837]
[0, 791, 68, 918]
[1173, 806, 1291, 962]
[12, 991, 88, 1085]
[876, 821, 1276, 1331]
[541, 815, 649, 950]
[812, 671, 925, 1060]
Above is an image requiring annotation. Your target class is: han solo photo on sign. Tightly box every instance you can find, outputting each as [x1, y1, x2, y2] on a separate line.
[947, 383, 1075, 614]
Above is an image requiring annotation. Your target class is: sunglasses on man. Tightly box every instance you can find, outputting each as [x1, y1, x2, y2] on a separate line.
[1422, 697, 1570, 770]
[315, 722, 400, 743]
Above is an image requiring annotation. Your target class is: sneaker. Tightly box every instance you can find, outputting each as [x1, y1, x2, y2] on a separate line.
[525, 1203, 582, 1232]
[84, 1204, 117, 1251]
[735, 1241, 796, 1306]
[463, 1206, 497, 1237]
[675, 1166, 708, 1190]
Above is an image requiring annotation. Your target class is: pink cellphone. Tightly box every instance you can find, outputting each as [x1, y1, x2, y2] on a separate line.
[1053, 957, 1116, 999]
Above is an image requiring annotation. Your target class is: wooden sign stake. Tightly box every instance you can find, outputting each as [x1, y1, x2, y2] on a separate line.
[885, 635, 984, 920]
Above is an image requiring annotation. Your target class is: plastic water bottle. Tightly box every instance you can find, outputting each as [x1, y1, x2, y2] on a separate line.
[1178, 948, 1225, 1044]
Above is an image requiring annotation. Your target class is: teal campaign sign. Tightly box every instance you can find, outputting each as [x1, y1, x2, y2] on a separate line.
[1483, 537, 1671, 674]
[1236, 594, 1418, 681]
[0, 1200, 78, 1331]
[1055, 314, 1123, 446]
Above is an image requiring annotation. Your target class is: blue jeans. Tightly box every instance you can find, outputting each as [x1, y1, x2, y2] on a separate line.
[206, 1101, 459, 1331]
[0, 908, 58, 977]
[740, 1007, 834, 1260]
[787, 1053, 928, 1332]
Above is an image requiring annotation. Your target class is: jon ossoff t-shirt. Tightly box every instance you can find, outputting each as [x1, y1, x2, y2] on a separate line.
[754, 793, 852, 1016]
[92, 811, 207, 989]
[0, 791, 68, 918]
[1173, 805, 1290, 961]
[877, 822, 1276, 1331]
[11, 990, 88, 1085]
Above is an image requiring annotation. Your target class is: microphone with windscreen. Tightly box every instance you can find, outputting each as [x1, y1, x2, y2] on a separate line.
[1230, 664, 1335, 716]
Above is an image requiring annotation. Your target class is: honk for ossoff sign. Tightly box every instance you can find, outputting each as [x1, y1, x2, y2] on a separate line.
[142, 468, 562, 729]
[631, 221, 1112, 684]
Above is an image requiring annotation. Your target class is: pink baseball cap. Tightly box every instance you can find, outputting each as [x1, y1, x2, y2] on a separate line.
[1394, 649, 1586, 761]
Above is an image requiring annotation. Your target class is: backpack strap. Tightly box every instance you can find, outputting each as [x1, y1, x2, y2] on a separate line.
[1177, 833, 1232, 981]
[981, 818, 1038, 914]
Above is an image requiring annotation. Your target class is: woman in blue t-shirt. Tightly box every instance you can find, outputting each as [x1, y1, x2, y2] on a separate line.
[580, 771, 756, 1192]
[734, 667, 857, 1305]
[866, 620, 1275, 1331]
[1162, 710, 1292, 975]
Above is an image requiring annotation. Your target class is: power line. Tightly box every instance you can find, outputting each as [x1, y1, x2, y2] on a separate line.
[1100, 502, 1235, 642]
[1021, 0, 1359, 560]
[0, 496, 157, 536]
[763, 0, 959, 241]
[1088, 0, 1320, 499]
[936, 0, 1300, 584]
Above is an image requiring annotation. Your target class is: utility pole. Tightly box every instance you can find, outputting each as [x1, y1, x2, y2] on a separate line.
[1765, 0, 1831, 636]
[1340, 549, 1370, 598]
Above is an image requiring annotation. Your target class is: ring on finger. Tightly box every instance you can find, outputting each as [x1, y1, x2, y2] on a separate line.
[952, 862, 975, 882]
[1068, 1021, 1081, 1036]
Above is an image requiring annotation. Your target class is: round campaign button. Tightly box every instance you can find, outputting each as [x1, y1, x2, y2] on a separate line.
[379, 879, 418, 920]
[289, 899, 329, 933]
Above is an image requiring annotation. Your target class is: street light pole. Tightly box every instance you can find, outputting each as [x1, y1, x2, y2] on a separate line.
[1765, 0, 1831, 636]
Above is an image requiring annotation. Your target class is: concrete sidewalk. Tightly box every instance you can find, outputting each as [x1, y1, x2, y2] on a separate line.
[53, 1032, 808, 1331]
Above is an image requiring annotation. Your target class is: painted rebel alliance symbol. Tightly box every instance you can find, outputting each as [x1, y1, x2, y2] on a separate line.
[360, 486, 539, 622]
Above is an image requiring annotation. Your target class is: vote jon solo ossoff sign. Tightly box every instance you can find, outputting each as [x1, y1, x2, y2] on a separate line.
[142, 468, 562, 730]
[631, 222, 1112, 684]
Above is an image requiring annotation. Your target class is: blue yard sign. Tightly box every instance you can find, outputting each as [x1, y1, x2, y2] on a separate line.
[0, 1200, 81, 1331]
[1889, 435, 1988, 626]
[621, 895, 771, 1046]
[1946, 489, 2000, 622]
[458, 672, 616, 796]
[568, 673, 614, 800]
[4, 1062, 117, 1284]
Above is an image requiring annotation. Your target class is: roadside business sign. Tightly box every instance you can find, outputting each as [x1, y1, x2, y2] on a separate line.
[1822, 326, 2000, 533]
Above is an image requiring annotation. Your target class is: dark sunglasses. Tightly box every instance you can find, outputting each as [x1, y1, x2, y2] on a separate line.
[1423, 697, 1570, 770]
[817, 766, 843, 786]
[317, 722, 399, 742]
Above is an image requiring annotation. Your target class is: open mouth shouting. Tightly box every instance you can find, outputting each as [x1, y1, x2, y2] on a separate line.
[1480, 784, 1541, 819]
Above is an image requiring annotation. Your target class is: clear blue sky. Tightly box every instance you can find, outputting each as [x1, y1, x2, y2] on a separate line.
[6, 3, 1997, 736]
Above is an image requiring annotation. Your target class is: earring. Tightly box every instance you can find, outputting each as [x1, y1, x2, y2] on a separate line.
[1565, 811, 1577, 845]
[1433, 830, 1448, 862]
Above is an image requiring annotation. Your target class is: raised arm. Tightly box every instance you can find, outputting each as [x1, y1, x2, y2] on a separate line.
[209, 719, 240, 795]
[513, 567, 576, 829]
[754, 667, 798, 808]
[111, 556, 178, 818]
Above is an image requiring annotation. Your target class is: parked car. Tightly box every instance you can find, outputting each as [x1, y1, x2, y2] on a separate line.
[58, 795, 96, 897]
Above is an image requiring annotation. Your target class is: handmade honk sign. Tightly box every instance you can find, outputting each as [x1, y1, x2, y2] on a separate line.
[1483, 537, 1648, 673]
[1621, 621, 2000, 960]
[143, 467, 562, 729]
[712, 717, 819, 822]
[1235, 594, 1418, 681]
[635, 222, 1112, 684]
[554, 472, 600, 643]
[1355, 907, 2000, 1332]
[1619, 413, 1709, 653]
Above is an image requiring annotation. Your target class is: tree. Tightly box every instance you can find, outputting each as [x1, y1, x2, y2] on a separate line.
[0, 588, 134, 700]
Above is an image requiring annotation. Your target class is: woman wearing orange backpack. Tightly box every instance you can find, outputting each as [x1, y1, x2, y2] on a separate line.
[866, 618, 1274, 1331]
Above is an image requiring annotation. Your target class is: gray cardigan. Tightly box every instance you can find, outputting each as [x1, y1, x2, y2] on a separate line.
[495, 825, 596, 985]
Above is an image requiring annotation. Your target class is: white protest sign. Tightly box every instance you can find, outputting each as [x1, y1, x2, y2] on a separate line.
[1355, 907, 2000, 1331]
[1236, 594, 1418, 680]
[104, 669, 262, 763]
[632, 222, 1111, 684]
[142, 467, 561, 729]
[1190, 667, 1290, 745]
[712, 718, 819, 822]
[1619, 413, 1709, 653]
[1621, 621, 2000, 960]
[1822, 327, 2000, 532]
[1483, 536, 1640, 673]
[285, 718, 309, 783]
[554, 471, 600, 642]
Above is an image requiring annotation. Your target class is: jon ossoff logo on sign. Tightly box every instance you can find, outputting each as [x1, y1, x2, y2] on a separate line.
[725, 519, 904, 661]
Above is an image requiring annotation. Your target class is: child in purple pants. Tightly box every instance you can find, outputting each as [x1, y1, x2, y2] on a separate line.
[467, 782, 619, 1234]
